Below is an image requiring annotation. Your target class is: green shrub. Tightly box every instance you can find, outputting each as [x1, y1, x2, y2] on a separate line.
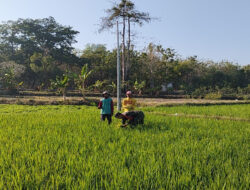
[204, 92, 222, 99]
[243, 94, 250, 100]
[191, 87, 207, 98]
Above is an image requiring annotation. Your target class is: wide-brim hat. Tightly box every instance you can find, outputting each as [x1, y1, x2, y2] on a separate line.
[103, 91, 109, 95]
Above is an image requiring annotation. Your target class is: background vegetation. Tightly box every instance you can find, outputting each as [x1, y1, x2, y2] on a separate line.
[0, 1, 249, 99]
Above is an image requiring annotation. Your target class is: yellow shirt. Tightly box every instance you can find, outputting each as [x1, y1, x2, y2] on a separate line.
[122, 97, 136, 112]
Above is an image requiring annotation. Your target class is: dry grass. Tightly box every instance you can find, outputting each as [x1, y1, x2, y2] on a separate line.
[134, 98, 249, 106]
[0, 95, 249, 106]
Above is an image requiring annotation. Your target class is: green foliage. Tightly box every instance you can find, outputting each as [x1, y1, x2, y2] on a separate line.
[30, 53, 54, 73]
[133, 80, 146, 95]
[0, 68, 15, 89]
[108, 82, 117, 95]
[237, 84, 250, 94]
[0, 61, 25, 89]
[75, 65, 93, 98]
[0, 16, 249, 95]
[145, 86, 162, 96]
[50, 75, 69, 90]
[192, 85, 250, 100]
[0, 104, 249, 189]
[0, 17, 80, 87]
[92, 80, 107, 92]
[191, 87, 207, 98]
[99, 0, 151, 31]
[242, 95, 250, 100]
[204, 92, 222, 100]
[50, 75, 69, 100]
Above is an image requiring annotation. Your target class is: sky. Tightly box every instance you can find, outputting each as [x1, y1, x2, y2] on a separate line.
[0, 0, 249, 65]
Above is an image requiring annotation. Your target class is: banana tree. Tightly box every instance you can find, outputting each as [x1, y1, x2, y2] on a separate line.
[108, 82, 117, 96]
[92, 80, 106, 92]
[76, 64, 93, 99]
[50, 75, 69, 101]
[134, 80, 146, 96]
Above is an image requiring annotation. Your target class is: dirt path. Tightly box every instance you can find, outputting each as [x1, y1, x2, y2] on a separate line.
[0, 95, 249, 106]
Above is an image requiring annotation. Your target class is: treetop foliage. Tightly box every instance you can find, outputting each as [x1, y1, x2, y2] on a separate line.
[0, 16, 249, 98]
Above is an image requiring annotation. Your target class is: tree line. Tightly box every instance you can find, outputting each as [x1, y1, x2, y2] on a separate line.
[0, 17, 249, 99]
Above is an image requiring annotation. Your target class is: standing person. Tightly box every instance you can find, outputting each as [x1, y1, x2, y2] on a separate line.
[122, 91, 136, 112]
[98, 91, 114, 124]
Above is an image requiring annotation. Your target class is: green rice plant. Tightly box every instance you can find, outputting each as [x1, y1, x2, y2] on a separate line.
[143, 104, 250, 119]
[0, 104, 249, 189]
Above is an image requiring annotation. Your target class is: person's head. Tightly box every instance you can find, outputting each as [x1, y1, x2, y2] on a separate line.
[102, 91, 109, 98]
[126, 91, 132, 98]
[115, 112, 126, 119]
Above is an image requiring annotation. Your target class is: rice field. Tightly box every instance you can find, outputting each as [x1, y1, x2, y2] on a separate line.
[0, 104, 249, 189]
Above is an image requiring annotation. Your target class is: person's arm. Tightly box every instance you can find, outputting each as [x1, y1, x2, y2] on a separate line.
[98, 101, 102, 109]
[122, 113, 133, 120]
[111, 100, 114, 115]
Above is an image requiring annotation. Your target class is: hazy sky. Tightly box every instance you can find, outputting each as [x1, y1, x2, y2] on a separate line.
[0, 0, 249, 65]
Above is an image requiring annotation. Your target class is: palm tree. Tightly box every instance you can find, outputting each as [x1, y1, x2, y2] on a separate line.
[99, 0, 151, 83]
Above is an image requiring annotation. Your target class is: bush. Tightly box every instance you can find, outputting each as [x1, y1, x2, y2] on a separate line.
[191, 87, 208, 98]
[144, 86, 162, 96]
[0, 61, 25, 90]
[219, 86, 236, 95]
[238, 85, 250, 94]
[204, 92, 222, 100]
[243, 95, 250, 100]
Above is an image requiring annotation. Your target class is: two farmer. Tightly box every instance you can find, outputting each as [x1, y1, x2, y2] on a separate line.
[98, 91, 144, 126]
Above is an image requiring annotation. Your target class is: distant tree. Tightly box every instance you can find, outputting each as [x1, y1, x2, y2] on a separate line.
[242, 65, 250, 86]
[0, 61, 25, 90]
[144, 43, 165, 89]
[0, 17, 79, 87]
[80, 44, 117, 83]
[30, 52, 57, 87]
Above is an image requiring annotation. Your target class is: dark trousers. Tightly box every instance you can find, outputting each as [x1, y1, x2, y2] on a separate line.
[101, 114, 112, 124]
[122, 111, 144, 125]
[122, 118, 127, 124]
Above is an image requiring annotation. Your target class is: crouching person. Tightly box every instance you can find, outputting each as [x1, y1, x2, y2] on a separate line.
[98, 91, 114, 124]
[115, 111, 144, 127]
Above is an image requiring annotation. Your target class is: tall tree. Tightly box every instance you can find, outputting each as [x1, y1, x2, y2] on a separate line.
[99, 0, 151, 83]
[0, 17, 79, 87]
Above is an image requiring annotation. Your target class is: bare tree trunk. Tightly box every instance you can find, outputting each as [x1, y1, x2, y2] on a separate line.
[63, 91, 66, 101]
[60, 88, 66, 101]
[126, 17, 131, 81]
[122, 15, 126, 83]
[81, 83, 85, 100]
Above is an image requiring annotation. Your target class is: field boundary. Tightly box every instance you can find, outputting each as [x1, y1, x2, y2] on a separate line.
[0, 96, 249, 106]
